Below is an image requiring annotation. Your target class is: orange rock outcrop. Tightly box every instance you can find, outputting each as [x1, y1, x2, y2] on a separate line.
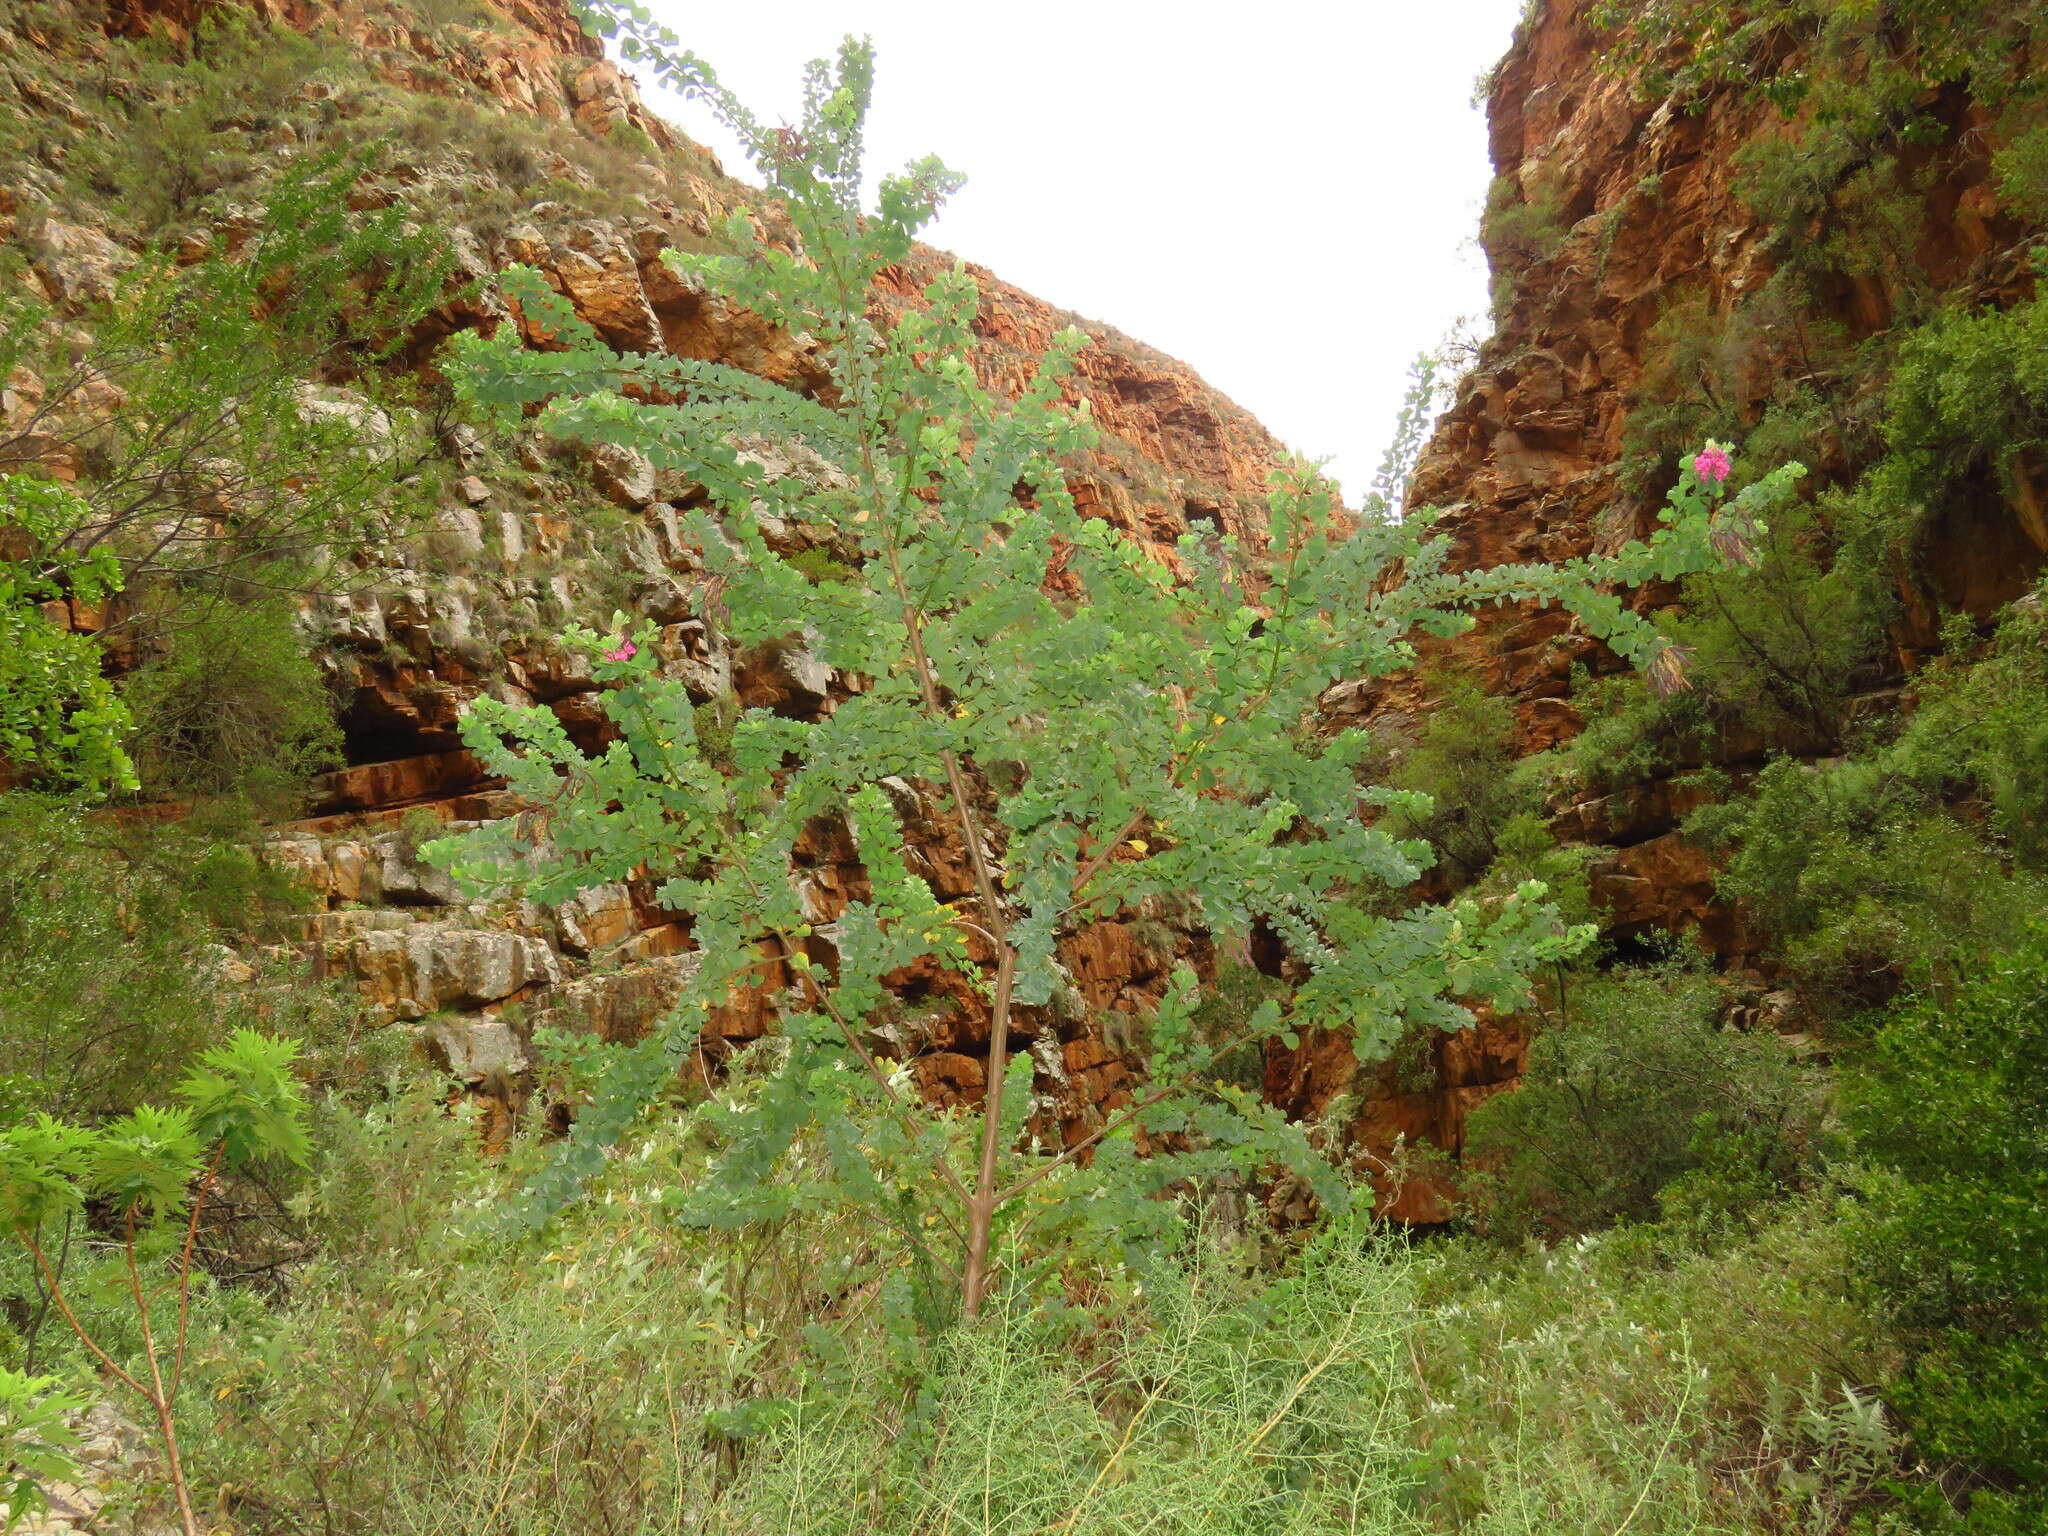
[12, 0, 1291, 1152]
[1270, 0, 2046, 1206]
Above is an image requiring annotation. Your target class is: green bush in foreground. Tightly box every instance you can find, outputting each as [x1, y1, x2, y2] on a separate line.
[164, 1076, 1911, 1535]
[445, 10, 1802, 1327]
[1847, 936, 2048, 1533]
[0, 1030, 309, 1536]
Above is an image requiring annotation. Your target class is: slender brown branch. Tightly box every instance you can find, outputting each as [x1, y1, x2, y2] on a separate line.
[877, 514, 1021, 1318]
[959, 946, 1017, 1316]
[744, 897, 972, 1229]
[122, 1208, 202, 1536]
[1066, 810, 1146, 908]
[993, 1078, 1185, 1208]
[22, 1234, 151, 1401]
[170, 1143, 227, 1400]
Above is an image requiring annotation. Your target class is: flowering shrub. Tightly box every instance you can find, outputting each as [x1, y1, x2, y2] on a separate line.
[439, 13, 1805, 1320]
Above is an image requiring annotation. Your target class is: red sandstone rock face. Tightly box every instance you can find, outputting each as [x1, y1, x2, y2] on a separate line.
[1264, 1010, 1534, 1224]
[875, 253, 1291, 554]
[1269, 0, 2046, 1210]
[101, 0, 1288, 568]
[107, 0, 674, 147]
[1407, 0, 2040, 874]
[1409, 1, 2040, 727]
[29, 0, 1294, 1153]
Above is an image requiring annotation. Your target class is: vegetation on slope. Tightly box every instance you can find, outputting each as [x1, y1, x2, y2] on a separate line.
[0, 1, 2040, 1533]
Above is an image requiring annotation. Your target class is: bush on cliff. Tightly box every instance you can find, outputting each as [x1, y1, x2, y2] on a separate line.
[0, 156, 448, 798]
[1463, 960, 1829, 1241]
[1846, 935, 2048, 1533]
[1373, 671, 1551, 890]
[1661, 579, 2048, 1009]
[120, 591, 343, 811]
[68, 11, 345, 233]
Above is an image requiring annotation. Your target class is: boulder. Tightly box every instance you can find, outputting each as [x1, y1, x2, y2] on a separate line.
[26, 218, 132, 307]
[344, 921, 559, 1019]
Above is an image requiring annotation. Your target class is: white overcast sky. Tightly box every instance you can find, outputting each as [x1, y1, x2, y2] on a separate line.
[625, 2, 1524, 501]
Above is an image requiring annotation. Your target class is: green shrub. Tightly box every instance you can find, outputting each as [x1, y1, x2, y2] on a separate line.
[1879, 268, 2048, 538]
[184, 1109, 1903, 1536]
[1846, 936, 2048, 1532]
[1481, 171, 1570, 263]
[1641, 584, 2048, 1013]
[1416, 1198, 1904, 1534]
[120, 592, 342, 811]
[1693, 756, 2043, 1011]
[71, 13, 347, 233]
[1589, 0, 2041, 121]
[1464, 962, 1828, 1240]
[1888, 598, 2048, 863]
[0, 475, 136, 793]
[180, 1081, 913, 1536]
[1481, 171, 1571, 318]
[1992, 117, 2048, 226]
[721, 1213, 1427, 1535]
[1376, 673, 1546, 889]
[0, 797, 335, 1123]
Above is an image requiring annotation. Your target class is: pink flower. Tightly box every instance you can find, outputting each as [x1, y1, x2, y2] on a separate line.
[1692, 444, 1733, 484]
[602, 638, 638, 663]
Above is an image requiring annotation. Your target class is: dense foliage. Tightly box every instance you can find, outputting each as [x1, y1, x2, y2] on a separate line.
[1846, 939, 2048, 1534]
[432, 27, 1794, 1322]
[0, 0, 2043, 1530]
[1465, 961, 1827, 1240]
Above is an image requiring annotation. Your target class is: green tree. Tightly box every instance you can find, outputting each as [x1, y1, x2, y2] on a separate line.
[438, 20, 1802, 1318]
[0, 154, 451, 797]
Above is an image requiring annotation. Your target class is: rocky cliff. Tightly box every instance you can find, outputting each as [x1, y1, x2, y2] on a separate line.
[15, 0, 2036, 1219]
[2, 0, 1294, 1152]
[1270, 0, 2048, 1214]
[1422, 0, 2041, 927]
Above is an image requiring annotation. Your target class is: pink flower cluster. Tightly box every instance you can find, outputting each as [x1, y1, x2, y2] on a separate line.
[602, 638, 638, 663]
[1693, 444, 1734, 484]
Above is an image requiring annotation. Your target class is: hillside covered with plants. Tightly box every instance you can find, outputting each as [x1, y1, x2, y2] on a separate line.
[0, 0, 2043, 1532]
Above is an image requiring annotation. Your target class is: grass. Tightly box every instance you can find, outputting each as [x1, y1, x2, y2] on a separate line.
[126, 1070, 1919, 1536]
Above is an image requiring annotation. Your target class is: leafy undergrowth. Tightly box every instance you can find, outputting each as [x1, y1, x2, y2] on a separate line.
[68, 1073, 1901, 1536]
